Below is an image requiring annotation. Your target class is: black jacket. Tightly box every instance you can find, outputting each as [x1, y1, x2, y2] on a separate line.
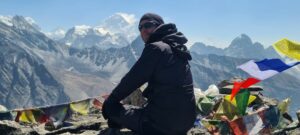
[108, 23, 196, 134]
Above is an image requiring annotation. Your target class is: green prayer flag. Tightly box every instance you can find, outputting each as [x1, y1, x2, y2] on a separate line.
[235, 89, 250, 115]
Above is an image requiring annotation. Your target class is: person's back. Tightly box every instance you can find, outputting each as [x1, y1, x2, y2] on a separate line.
[102, 13, 196, 135]
[142, 24, 196, 135]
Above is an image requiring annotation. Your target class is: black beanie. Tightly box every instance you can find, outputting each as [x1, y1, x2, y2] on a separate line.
[139, 13, 164, 26]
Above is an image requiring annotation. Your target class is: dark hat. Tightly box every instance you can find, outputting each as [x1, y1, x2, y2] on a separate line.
[139, 13, 164, 26]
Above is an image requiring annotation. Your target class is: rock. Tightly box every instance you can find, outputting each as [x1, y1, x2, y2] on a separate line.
[187, 128, 210, 135]
[0, 120, 39, 135]
[122, 88, 146, 107]
[0, 105, 8, 112]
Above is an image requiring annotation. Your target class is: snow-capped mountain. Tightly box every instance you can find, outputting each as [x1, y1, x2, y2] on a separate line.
[61, 25, 129, 49]
[0, 15, 41, 31]
[0, 15, 116, 109]
[44, 28, 66, 40]
[99, 12, 138, 42]
[0, 15, 13, 26]
[57, 13, 139, 49]
[0, 15, 65, 55]
[0, 15, 69, 109]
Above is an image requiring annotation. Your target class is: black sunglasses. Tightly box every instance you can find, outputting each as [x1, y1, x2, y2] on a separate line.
[138, 21, 158, 31]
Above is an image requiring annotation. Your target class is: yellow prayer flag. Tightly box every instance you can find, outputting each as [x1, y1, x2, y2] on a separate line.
[278, 98, 291, 114]
[201, 119, 221, 129]
[214, 99, 239, 120]
[273, 39, 300, 60]
[70, 99, 90, 115]
[19, 110, 37, 123]
[224, 95, 256, 107]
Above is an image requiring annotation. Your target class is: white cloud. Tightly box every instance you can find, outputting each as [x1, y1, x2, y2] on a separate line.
[115, 12, 137, 25]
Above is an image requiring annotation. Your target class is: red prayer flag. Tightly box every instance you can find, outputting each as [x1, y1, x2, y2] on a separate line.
[230, 77, 260, 100]
[93, 99, 103, 110]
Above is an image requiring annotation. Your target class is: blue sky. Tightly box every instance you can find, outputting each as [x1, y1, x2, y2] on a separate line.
[1, 0, 300, 48]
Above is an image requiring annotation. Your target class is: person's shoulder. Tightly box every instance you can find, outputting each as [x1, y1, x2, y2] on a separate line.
[146, 41, 172, 53]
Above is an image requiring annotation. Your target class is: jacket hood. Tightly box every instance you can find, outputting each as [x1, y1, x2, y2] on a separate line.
[146, 23, 192, 60]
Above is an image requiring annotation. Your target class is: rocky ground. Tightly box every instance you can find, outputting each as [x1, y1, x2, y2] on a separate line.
[1, 88, 300, 135]
[1, 111, 300, 135]
[0, 111, 210, 135]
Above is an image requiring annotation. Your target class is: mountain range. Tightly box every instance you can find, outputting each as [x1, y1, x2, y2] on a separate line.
[190, 34, 281, 59]
[0, 14, 299, 115]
